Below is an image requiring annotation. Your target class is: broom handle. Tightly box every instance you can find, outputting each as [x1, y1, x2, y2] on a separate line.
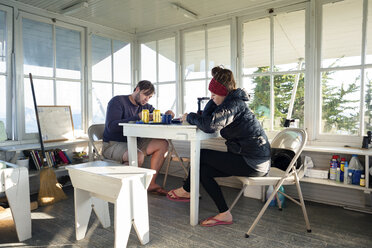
[29, 73, 47, 168]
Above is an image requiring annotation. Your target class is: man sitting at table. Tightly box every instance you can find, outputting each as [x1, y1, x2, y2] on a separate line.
[102, 80, 174, 195]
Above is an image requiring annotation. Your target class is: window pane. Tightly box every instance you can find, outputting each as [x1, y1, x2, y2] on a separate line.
[23, 18, 53, 77]
[56, 81, 81, 130]
[92, 35, 112, 82]
[141, 42, 156, 82]
[0, 11, 6, 73]
[56, 27, 81, 79]
[208, 25, 231, 76]
[158, 37, 176, 82]
[366, 0, 372, 64]
[184, 80, 206, 113]
[274, 10, 305, 71]
[113, 40, 131, 83]
[24, 78, 54, 133]
[184, 30, 205, 80]
[114, 83, 131, 96]
[243, 76, 271, 130]
[92, 82, 112, 124]
[273, 74, 304, 130]
[321, 70, 361, 135]
[243, 18, 270, 75]
[364, 69, 372, 132]
[158, 83, 176, 113]
[322, 0, 363, 68]
[0, 76, 5, 128]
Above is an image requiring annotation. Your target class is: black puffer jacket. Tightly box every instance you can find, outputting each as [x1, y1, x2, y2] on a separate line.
[187, 88, 271, 160]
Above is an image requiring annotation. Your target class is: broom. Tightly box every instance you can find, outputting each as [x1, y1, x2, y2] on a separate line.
[29, 73, 67, 206]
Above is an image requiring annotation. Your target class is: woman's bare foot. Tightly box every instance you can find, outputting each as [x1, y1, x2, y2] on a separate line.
[168, 187, 190, 199]
[200, 211, 233, 226]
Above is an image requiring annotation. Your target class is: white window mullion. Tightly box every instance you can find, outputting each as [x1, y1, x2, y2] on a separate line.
[359, 0, 368, 135]
[270, 14, 274, 131]
[176, 30, 182, 115]
[111, 39, 114, 97]
[205, 25, 208, 93]
[53, 24, 57, 105]
[156, 40, 159, 108]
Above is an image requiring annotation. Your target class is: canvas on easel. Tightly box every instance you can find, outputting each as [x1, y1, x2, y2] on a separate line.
[37, 106, 74, 142]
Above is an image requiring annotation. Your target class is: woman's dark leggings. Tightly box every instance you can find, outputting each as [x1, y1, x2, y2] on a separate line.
[183, 149, 266, 213]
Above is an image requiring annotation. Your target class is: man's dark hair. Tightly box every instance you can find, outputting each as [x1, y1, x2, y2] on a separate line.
[134, 80, 155, 95]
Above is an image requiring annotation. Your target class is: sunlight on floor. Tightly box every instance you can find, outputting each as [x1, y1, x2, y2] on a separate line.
[31, 212, 55, 219]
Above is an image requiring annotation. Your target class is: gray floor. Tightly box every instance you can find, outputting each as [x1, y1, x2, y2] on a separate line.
[1, 174, 372, 248]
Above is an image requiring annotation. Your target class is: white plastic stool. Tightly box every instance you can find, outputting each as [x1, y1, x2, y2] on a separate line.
[0, 163, 32, 241]
[67, 161, 156, 248]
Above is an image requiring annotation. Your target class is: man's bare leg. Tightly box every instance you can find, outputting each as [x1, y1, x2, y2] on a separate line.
[122, 149, 145, 166]
[145, 139, 169, 191]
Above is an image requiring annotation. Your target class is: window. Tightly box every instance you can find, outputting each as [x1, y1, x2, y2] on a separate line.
[22, 17, 84, 136]
[183, 24, 231, 113]
[91, 35, 131, 124]
[141, 37, 176, 114]
[320, 0, 371, 136]
[241, 9, 305, 131]
[0, 6, 11, 139]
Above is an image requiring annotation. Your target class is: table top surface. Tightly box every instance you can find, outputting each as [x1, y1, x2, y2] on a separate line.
[120, 123, 197, 129]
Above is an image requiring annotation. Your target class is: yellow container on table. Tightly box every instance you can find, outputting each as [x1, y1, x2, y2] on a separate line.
[141, 109, 149, 123]
[153, 109, 161, 123]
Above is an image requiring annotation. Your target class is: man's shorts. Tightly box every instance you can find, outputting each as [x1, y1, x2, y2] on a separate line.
[102, 138, 152, 163]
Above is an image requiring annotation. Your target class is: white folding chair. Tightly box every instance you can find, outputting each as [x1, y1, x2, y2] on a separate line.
[88, 124, 119, 163]
[162, 140, 190, 188]
[229, 128, 311, 238]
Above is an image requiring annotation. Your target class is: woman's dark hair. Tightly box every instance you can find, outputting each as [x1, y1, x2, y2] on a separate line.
[134, 80, 155, 95]
[211, 66, 236, 92]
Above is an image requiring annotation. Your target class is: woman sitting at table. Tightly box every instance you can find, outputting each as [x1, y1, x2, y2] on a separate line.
[167, 66, 271, 227]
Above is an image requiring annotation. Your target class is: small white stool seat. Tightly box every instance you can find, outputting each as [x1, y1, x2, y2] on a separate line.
[0, 162, 32, 241]
[67, 161, 156, 248]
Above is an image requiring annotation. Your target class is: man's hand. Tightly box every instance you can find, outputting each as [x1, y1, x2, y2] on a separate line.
[165, 110, 175, 118]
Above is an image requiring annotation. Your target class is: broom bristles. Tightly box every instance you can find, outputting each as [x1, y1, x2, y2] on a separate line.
[38, 167, 67, 206]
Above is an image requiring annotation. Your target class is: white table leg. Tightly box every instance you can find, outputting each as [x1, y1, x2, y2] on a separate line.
[3, 167, 31, 241]
[92, 197, 110, 228]
[114, 181, 132, 248]
[190, 139, 201, 226]
[127, 136, 138, 167]
[74, 188, 92, 240]
[132, 177, 150, 245]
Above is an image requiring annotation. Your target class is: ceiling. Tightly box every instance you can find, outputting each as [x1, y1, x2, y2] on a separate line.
[13, 0, 283, 34]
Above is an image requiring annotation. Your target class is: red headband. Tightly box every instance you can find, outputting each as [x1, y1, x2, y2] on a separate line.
[208, 78, 228, 96]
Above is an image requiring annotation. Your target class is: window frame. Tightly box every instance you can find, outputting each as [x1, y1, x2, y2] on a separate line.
[0, 5, 12, 141]
[139, 33, 178, 114]
[181, 20, 232, 114]
[314, 0, 372, 145]
[237, 2, 308, 137]
[18, 12, 85, 140]
[89, 31, 133, 125]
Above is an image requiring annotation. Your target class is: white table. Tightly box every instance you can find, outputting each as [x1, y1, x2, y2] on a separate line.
[0, 161, 31, 241]
[120, 123, 218, 226]
[67, 161, 156, 248]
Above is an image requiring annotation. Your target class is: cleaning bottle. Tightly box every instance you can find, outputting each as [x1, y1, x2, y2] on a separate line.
[276, 186, 286, 208]
[343, 161, 349, 185]
[329, 155, 337, 180]
[266, 185, 276, 206]
[349, 155, 363, 185]
[340, 157, 346, 182]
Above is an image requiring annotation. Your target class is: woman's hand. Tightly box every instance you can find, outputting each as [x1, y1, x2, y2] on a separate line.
[182, 113, 188, 122]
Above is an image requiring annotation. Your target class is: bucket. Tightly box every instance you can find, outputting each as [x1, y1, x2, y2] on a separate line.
[16, 158, 29, 169]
